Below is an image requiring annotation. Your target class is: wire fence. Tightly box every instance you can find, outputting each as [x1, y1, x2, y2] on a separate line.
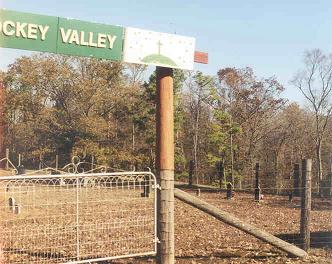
[182, 184, 332, 250]
[1, 154, 331, 262]
[0, 172, 157, 264]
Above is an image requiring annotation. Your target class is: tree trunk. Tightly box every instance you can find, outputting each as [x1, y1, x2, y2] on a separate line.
[193, 103, 200, 185]
[132, 122, 135, 152]
[293, 163, 300, 197]
[192, 87, 203, 185]
[230, 132, 234, 187]
[193, 135, 198, 184]
[316, 141, 323, 194]
[274, 150, 279, 192]
[255, 163, 261, 201]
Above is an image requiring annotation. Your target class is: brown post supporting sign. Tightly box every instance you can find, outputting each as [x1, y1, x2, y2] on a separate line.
[300, 159, 312, 251]
[156, 66, 175, 264]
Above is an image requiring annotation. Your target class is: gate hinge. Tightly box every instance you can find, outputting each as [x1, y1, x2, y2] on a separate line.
[153, 184, 161, 190]
[154, 237, 160, 243]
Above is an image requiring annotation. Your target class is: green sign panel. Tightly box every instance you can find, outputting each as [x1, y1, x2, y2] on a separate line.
[0, 9, 58, 53]
[0, 9, 124, 60]
[57, 18, 123, 60]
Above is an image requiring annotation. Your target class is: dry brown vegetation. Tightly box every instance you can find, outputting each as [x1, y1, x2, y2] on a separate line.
[125, 190, 332, 264]
[0, 180, 331, 264]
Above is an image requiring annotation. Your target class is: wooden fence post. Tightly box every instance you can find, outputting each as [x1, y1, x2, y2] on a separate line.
[300, 159, 312, 251]
[55, 154, 59, 170]
[226, 182, 233, 199]
[156, 67, 174, 264]
[39, 153, 42, 170]
[188, 160, 194, 187]
[293, 163, 300, 197]
[91, 155, 95, 171]
[254, 163, 261, 201]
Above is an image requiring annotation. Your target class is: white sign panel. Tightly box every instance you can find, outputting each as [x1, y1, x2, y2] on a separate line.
[123, 27, 195, 70]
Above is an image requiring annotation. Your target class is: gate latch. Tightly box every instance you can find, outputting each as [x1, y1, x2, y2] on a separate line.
[153, 184, 161, 190]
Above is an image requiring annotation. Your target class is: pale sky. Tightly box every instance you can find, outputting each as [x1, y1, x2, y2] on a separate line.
[1, 0, 332, 103]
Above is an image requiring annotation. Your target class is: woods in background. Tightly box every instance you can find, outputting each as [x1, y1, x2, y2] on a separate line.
[1, 49, 332, 192]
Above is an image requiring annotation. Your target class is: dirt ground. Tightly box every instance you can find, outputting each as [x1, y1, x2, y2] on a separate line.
[0, 177, 331, 263]
[119, 190, 332, 264]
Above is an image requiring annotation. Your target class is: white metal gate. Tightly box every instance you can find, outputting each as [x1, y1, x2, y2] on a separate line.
[0, 171, 157, 263]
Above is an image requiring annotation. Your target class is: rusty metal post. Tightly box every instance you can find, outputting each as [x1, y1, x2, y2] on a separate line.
[300, 159, 312, 251]
[156, 67, 174, 264]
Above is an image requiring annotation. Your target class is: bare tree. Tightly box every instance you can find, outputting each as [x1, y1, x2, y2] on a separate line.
[125, 64, 147, 152]
[185, 71, 214, 184]
[292, 49, 332, 192]
[216, 67, 285, 188]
